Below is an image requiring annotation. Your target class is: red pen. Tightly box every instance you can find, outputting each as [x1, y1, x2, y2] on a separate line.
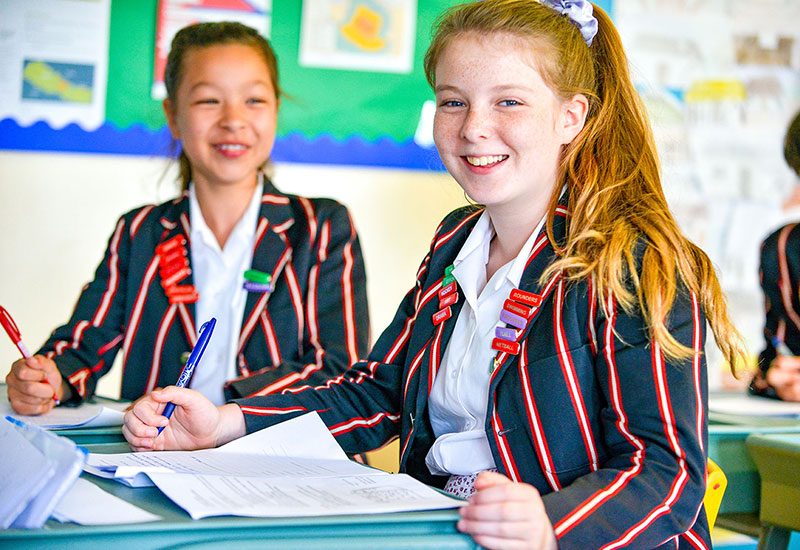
[0, 305, 59, 405]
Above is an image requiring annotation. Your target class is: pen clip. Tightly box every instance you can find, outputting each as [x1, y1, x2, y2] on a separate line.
[0, 305, 22, 343]
[175, 318, 216, 387]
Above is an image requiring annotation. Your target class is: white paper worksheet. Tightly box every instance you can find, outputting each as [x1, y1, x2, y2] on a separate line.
[1, 384, 127, 429]
[84, 412, 463, 517]
[51, 478, 161, 525]
[148, 471, 462, 519]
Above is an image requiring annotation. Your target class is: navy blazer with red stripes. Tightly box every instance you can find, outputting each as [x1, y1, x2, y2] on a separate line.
[234, 203, 711, 549]
[750, 222, 800, 398]
[39, 180, 370, 402]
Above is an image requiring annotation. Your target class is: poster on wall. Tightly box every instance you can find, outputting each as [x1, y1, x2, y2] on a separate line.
[151, 0, 272, 100]
[0, 0, 110, 130]
[299, 0, 417, 73]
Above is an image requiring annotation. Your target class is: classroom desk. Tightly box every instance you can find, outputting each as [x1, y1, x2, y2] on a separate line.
[0, 439, 477, 549]
[745, 434, 800, 550]
[708, 411, 800, 538]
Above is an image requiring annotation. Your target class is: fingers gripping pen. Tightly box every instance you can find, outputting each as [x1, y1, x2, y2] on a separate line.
[158, 318, 216, 435]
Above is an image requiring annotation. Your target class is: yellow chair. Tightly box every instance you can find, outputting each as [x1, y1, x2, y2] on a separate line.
[704, 458, 727, 534]
[368, 449, 728, 534]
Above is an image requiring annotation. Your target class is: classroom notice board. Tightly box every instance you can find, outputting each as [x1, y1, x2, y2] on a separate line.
[0, 0, 613, 170]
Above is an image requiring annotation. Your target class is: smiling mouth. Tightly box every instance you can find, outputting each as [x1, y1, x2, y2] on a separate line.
[215, 143, 248, 152]
[465, 155, 508, 167]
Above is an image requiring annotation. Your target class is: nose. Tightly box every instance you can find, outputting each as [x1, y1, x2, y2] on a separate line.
[460, 107, 491, 142]
[220, 102, 246, 131]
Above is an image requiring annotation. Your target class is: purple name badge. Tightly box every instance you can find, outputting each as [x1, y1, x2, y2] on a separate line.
[500, 308, 527, 330]
[495, 326, 518, 342]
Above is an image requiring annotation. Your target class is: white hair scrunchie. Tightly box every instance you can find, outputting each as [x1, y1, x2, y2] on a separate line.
[540, 0, 598, 46]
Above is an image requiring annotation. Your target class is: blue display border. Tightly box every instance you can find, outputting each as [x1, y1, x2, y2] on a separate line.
[0, 118, 446, 171]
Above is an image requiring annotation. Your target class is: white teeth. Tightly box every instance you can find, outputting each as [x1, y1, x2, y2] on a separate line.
[466, 155, 508, 167]
[217, 144, 246, 151]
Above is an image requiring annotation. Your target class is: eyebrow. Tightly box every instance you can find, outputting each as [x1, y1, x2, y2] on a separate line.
[188, 80, 272, 92]
[434, 84, 537, 94]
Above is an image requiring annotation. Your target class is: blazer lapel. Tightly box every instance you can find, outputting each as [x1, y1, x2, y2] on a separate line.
[156, 192, 197, 342]
[408, 209, 483, 417]
[238, 182, 295, 351]
[489, 201, 570, 384]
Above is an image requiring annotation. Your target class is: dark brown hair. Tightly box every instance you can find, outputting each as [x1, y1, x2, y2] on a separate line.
[785, 110, 800, 176]
[164, 21, 281, 190]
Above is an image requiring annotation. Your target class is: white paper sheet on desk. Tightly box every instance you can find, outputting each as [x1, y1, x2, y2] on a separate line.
[709, 393, 800, 417]
[86, 451, 381, 486]
[85, 412, 357, 487]
[0, 385, 127, 429]
[148, 471, 462, 519]
[3, 402, 125, 429]
[85, 412, 463, 517]
[51, 477, 161, 525]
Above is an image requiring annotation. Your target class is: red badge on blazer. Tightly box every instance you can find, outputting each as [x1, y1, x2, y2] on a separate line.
[157, 236, 197, 304]
[491, 337, 520, 355]
[439, 281, 457, 299]
[503, 299, 531, 318]
[432, 307, 452, 325]
[439, 292, 459, 309]
[509, 289, 541, 307]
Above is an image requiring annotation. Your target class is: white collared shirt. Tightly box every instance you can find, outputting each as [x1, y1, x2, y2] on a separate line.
[187, 182, 263, 405]
[426, 210, 546, 476]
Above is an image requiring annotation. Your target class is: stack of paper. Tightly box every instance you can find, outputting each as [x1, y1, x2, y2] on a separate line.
[85, 412, 463, 519]
[0, 417, 86, 528]
[0, 385, 126, 429]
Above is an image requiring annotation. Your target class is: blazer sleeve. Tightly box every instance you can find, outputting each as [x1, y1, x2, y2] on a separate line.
[231, 220, 444, 451]
[37, 214, 132, 402]
[750, 225, 792, 398]
[226, 202, 370, 398]
[543, 285, 709, 548]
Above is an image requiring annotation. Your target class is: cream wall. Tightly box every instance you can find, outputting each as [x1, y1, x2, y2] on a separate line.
[0, 150, 467, 400]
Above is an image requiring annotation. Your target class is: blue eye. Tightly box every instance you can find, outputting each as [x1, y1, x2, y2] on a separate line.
[499, 99, 520, 106]
[196, 98, 218, 105]
[247, 97, 267, 104]
[440, 100, 465, 108]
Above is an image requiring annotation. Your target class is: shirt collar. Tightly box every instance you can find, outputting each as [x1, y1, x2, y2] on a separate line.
[501, 213, 547, 290]
[189, 181, 264, 254]
[452, 210, 547, 304]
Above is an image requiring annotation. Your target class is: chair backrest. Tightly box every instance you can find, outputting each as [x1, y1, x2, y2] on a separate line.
[704, 458, 727, 534]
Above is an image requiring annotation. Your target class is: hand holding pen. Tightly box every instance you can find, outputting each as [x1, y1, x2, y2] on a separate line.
[1, 305, 62, 414]
[158, 318, 216, 434]
[767, 336, 800, 402]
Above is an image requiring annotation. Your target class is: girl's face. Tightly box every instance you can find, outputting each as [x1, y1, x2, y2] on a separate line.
[432, 32, 586, 217]
[164, 43, 278, 191]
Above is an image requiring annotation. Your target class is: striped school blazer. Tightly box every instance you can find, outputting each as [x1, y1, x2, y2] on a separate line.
[39, 180, 369, 402]
[750, 221, 800, 398]
[234, 203, 711, 549]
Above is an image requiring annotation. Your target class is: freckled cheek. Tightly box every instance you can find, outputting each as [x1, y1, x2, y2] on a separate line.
[432, 116, 460, 152]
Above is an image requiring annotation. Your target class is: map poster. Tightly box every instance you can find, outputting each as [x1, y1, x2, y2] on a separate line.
[151, 0, 272, 100]
[0, 0, 110, 130]
[299, 0, 417, 73]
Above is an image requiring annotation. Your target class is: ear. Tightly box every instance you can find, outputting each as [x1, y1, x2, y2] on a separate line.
[558, 93, 589, 145]
[162, 98, 181, 140]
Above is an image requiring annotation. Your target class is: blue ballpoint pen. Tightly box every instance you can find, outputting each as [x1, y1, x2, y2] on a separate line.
[772, 336, 794, 357]
[158, 317, 216, 435]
